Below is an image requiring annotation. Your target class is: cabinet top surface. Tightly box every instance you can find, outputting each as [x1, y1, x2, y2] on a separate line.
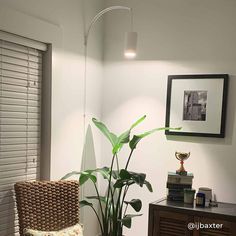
[151, 198, 236, 218]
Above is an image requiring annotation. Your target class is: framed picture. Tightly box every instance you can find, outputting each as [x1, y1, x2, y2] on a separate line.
[165, 74, 229, 138]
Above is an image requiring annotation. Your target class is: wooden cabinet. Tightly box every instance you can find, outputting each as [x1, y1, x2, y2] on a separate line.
[148, 198, 236, 236]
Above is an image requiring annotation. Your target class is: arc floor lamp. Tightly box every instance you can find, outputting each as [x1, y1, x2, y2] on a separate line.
[81, 5, 138, 221]
[82, 5, 138, 137]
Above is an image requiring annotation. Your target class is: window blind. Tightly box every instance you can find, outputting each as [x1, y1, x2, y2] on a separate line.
[0, 34, 46, 236]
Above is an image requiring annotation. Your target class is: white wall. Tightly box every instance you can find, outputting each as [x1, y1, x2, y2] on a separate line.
[0, 0, 104, 178]
[0, 0, 104, 235]
[103, 0, 236, 235]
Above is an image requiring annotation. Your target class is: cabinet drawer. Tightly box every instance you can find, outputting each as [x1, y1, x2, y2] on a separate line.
[153, 210, 193, 236]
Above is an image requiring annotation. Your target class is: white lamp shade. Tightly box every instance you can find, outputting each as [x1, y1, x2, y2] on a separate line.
[124, 32, 138, 59]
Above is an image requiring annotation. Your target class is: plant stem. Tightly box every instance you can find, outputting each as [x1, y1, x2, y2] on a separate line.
[117, 185, 129, 236]
[115, 154, 120, 173]
[120, 185, 129, 217]
[123, 203, 128, 218]
[110, 188, 117, 234]
[94, 183, 105, 223]
[125, 149, 134, 170]
[104, 154, 116, 235]
[91, 205, 104, 235]
[122, 186, 130, 217]
[115, 186, 123, 221]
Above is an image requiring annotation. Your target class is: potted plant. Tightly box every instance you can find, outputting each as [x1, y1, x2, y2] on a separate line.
[62, 116, 179, 236]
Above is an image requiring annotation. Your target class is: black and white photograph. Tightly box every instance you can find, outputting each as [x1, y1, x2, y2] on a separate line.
[183, 90, 207, 121]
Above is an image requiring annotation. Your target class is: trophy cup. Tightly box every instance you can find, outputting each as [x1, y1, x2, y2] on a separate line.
[175, 152, 190, 176]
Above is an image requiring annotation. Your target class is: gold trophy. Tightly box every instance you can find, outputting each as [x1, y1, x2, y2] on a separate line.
[175, 152, 190, 176]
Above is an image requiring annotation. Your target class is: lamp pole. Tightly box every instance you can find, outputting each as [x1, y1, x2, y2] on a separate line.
[81, 5, 136, 226]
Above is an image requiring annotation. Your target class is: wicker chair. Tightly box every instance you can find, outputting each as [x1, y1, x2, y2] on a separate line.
[14, 180, 80, 236]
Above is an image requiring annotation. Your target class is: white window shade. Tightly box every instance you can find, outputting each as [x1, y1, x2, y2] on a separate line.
[0, 33, 45, 236]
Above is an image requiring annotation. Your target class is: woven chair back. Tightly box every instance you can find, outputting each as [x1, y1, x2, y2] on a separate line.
[14, 181, 80, 235]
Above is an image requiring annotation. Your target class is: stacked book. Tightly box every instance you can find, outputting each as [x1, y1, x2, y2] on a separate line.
[167, 172, 194, 202]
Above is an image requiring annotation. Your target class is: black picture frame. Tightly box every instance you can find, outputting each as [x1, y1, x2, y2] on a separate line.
[165, 74, 229, 138]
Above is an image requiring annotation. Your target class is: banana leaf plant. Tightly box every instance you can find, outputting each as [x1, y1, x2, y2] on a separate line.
[62, 116, 180, 236]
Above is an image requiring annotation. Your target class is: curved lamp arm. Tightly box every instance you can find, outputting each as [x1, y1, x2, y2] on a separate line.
[84, 6, 133, 46]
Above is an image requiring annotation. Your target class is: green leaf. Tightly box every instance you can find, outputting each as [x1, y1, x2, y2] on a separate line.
[92, 118, 118, 147]
[129, 127, 181, 150]
[112, 130, 130, 154]
[79, 174, 89, 185]
[110, 133, 118, 145]
[95, 167, 110, 180]
[113, 179, 125, 188]
[113, 171, 146, 188]
[129, 171, 146, 187]
[93, 115, 146, 154]
[121, 214, 143, 228]
[61, 170, 97, 185]
[61, 168, 108, 184]
[119, 115, 147, 145]
[114, 179, 136, 188]
[86, 195, 107, 204]
[118, 130, 131, 144]
[80, 200, 93, 208]
[86, 173, 97, 183]
[119, 169, 131, 180]
[144, 180, 153, 192]
[112, 143, 123, 155]
[112, 115, 147, 154]
[130, 115, 146, 129]
[121, 216, 131, 228]
[79, 171, 97, 185]
[61, 171, 81, 180]
[129, 135, 142, 150]
[124, 199, 142, 212]
[113, 169, 134, 188]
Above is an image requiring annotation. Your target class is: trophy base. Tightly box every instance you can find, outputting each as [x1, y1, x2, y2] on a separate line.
[176, 170, 187, 176]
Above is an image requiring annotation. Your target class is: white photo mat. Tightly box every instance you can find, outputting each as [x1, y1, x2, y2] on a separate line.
[165, 75, 228, 137]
